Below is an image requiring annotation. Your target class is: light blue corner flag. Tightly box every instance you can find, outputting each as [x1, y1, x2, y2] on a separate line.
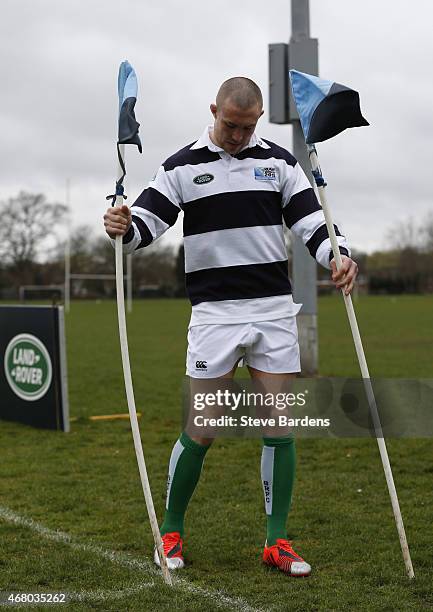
[117, 60, 142, 152]
[289, 70, 369, 144]
[106, 61, 142, 204]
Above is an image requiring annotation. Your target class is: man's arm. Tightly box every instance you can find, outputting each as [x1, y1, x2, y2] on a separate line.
[280, 159, 358, 295]
[104, 163, 182, 253]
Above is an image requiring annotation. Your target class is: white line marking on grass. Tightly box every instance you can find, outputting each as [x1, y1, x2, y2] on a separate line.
[0, 506, 263, 612]
[69, 583, 155, 603]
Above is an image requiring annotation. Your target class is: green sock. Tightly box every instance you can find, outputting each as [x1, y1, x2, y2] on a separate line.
[261, 436, 296, 546]
[160, 432, 210, 537]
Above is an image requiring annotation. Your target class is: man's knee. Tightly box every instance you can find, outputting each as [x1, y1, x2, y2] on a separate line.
[188, 436, 215, 447]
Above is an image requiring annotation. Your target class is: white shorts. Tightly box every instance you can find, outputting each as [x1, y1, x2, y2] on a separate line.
[186, 317, 300, 378]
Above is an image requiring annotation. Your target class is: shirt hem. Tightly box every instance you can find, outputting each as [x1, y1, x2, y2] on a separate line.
[188, 305, 303, 327]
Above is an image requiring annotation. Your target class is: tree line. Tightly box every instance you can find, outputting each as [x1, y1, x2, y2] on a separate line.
[0, 191, 184, 300]
[0, 191, 432, 299]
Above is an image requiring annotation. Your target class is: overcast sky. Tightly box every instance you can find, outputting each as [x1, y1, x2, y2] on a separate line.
[1, 0, 432, 254]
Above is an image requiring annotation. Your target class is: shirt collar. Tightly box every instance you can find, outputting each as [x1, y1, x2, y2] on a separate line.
[190, 125, 270, 152]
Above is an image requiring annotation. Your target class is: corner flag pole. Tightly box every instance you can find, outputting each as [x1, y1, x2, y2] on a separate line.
[109, 61, 172, 586]
[289, 70, 414, 579]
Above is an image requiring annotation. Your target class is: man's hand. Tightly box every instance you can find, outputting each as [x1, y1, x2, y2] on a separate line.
[104, 205, 132, 239]
[330, 254, 358, 296]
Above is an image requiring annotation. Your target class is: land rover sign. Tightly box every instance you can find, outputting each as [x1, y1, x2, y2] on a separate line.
[0, 305, 69, 431]
[4, 334, 53, 401]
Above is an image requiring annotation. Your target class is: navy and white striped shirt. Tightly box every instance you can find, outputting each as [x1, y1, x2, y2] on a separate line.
[118, 126, 349, 325]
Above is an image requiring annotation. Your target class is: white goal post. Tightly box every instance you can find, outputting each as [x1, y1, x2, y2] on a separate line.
[63, 179, 133, 314]
[64, 257, 133, 314]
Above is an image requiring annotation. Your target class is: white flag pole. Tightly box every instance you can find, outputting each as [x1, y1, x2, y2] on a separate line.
[307, 144, 414, 579]
[115, 145, 172, 586]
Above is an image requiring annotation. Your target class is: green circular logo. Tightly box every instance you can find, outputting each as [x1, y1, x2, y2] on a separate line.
[4, 334, 52, 401]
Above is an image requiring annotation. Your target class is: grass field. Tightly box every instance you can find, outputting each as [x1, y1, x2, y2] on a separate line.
[1, 295, 432, 611]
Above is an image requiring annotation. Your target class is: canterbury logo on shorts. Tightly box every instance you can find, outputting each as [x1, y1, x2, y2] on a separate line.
[195, 360, 207, 370]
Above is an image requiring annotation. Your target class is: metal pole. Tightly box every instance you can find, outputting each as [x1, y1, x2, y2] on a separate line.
[290, 0, 318, 375]
[64, 179, 71, 314]
[291, 0, 310, 40]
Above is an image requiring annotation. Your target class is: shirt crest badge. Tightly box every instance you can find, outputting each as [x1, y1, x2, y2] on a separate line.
[254, 167, 277, 181]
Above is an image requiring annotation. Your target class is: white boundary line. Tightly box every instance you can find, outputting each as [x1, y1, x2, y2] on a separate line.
[68, 583, 155, 603]
[0, 506, 263, 612]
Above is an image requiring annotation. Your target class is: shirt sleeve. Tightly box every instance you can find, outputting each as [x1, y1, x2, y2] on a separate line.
[111, 164, 182, 254]
[280, 160, 350, 269]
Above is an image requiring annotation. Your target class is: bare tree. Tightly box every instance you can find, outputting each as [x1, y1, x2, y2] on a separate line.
[386, 217, 421, 252]
[420, 211, 433, 252]
[54, 224, 177, 297]
[133, 241, 176, 291]
[0, 191, 67, 267]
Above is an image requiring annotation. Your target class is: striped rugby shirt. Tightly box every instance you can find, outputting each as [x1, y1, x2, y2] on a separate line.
[118, 125, 350, 325]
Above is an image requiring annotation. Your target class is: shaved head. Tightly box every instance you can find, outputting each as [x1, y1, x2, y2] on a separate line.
[216, 77, 263, 111]
[210, 77, 264, 154]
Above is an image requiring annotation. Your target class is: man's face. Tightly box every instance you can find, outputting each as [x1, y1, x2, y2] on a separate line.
[210, 100, 264, 155]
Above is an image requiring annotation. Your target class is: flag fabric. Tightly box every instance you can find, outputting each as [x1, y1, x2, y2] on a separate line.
[117, 60, 142, 152]
[107, 61, 142, 204]
[289, 70, 368, 144]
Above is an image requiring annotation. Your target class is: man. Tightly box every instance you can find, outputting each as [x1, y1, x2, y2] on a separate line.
[104, 77, 358, 577]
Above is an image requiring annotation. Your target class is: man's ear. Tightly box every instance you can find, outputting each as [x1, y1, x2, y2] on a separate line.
[210, 103, 217, 118]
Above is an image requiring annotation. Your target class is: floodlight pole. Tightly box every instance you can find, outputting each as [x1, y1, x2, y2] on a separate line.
[290, 0, 318, 376]
[291, 0, 309, 35]
[269, 0, 319, 375]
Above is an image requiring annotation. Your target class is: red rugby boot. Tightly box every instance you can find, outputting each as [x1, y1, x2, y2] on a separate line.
[263, 539, 311, 577]
[154, 531, 185, 570]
